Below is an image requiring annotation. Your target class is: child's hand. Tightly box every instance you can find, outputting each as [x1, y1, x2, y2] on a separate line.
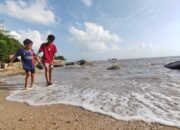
[36, 63, 43, 70]
[51, 60, 54, 65]
[8, 63, 13, 67]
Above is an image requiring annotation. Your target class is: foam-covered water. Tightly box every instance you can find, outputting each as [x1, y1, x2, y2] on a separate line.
[2, 57, 180, 128]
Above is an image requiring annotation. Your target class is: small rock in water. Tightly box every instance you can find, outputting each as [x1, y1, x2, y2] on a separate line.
[65, 59, 93, 67]
[77, 59, 93, 66]
[107, 65, 121, 70]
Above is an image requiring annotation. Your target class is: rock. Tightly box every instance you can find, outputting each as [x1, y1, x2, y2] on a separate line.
[65, 62, 76, 66]
[76, 59, 93, 66]
[54, 60, 65, 67]
[77, 59, 86, 65]
[66, 59, 93, 66]
[108, 58, 118, 61]
[107, 65, 121, 70]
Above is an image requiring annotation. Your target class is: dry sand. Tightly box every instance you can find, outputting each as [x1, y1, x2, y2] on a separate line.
[0, 82, 180, 130]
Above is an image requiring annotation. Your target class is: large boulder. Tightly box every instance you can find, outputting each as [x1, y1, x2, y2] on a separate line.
[165, 61, 180, 70]
[107, 65, 121, 70]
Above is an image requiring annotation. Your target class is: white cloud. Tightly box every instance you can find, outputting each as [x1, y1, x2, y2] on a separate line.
[81, 0, 92, 7]
[0, 0, 56, 25]
[127, 42, 155, 51]
[69, 22, 121, 51]
[10, 29, 51, 52]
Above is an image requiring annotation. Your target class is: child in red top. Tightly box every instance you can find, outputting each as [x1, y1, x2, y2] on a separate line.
[38, 35, 57, 86]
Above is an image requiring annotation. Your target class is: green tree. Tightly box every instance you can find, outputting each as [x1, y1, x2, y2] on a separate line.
[55, 56, 66, 61]
[0, 40, 8, 63]
[0, 24, 22, 63]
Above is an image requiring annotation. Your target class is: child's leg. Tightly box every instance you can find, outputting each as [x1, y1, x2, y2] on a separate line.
[30, 72, 35, 87]
[25, 71, 30, 89]
[44, 64, 50, 85]
[49, 66, 53, 84]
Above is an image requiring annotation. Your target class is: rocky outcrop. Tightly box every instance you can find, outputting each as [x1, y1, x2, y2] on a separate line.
[66, 59, 93, 66]
[53, 60, 65, 67]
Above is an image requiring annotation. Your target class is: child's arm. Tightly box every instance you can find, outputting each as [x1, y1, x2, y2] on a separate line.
[35, 55, 41, 64]
[34, 55, 44, 70]
[8, 55, 17, 66]
[37, 43, 43, 56]
[51, 45, 57, 65]
[8, 49, 22, 67]
[51, 55, 56, 65]
[32, 50, 41, 64]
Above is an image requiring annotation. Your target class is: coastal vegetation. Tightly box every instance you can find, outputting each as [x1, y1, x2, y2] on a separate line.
[0, 24, 22, 63]
[55, 56, 66, 61]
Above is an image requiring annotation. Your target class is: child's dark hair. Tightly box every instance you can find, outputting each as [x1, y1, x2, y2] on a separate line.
[48, 34, 55, 41]
[23, 39, 33, 45]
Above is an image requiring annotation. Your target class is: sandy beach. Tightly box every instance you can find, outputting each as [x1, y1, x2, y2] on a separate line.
[1, 0, 180, 129]
[0, 81, 179, 130]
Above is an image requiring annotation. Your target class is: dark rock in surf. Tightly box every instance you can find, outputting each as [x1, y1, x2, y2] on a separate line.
[165, 61, 180, 70]
[107, 65, 121, 70]
[108, 58, 118, 61]
[66, 59, 93, 66]
[77, 59, 93, 66]
[66, 62, 76, 66]
[77, 59, 86, 65]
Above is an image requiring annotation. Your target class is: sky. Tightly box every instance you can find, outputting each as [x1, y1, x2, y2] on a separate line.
[0, 0, 180, 61]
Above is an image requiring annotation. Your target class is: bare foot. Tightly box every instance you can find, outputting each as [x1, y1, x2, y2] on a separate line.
[29, 84, 35, 88]
[24, 87, 28, 90]
[48, 83, 53, 85]
[46, 82, 53, 87]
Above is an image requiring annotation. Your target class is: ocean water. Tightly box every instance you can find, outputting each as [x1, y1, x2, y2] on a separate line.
[2, 57, 180, 128]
